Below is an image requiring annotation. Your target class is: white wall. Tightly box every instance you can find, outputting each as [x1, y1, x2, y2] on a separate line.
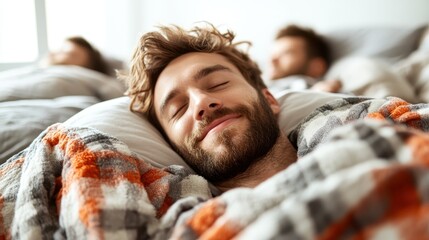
[2, 0, 428, 72]
[112, 0, 429, 70]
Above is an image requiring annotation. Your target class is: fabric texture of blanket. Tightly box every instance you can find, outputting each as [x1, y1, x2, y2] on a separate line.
[0, 125, 211, 239]
[1, 96, 429, 239]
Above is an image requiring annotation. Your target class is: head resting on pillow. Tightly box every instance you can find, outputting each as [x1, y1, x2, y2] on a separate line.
[120, 23, 297, 192]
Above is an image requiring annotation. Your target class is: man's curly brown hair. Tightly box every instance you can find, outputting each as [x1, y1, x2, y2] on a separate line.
[121, 24, 266, 129]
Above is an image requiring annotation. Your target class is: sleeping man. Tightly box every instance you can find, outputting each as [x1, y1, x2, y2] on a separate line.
[0, 36, 123, 102]
[125, 25, 298, 191]
[40, 36, 110, 75]
[266, 24, 419, 103]
[267, 24, 342, 94]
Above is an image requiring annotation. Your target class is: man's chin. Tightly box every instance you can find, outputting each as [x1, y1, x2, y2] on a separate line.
[199, 140, 229, 156]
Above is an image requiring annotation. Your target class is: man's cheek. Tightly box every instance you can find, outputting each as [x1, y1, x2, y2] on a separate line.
[175, 128, 195, 150]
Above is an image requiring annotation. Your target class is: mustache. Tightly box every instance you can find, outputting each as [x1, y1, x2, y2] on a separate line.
[189, 106, 248, 145]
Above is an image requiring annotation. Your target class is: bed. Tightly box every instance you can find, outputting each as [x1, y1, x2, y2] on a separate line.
[0, 65, 125, 163]
[268, 24, 429, 103]
[1, 25, 429, 239]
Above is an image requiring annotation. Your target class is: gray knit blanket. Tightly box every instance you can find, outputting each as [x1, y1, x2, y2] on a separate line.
[1, 96, 429, 239]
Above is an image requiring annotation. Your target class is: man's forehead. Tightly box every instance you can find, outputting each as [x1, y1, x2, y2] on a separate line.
[156, 53, 238, 89]
[161, 53, 234, 76]
[276, 36, 306, 46]
[273, 37, 307, 55]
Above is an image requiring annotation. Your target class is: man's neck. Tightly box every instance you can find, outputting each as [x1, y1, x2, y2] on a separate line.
[215, 133, 297, 192]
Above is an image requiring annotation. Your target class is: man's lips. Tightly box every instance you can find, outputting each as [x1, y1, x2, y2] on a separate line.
[197, 114, 241, 142]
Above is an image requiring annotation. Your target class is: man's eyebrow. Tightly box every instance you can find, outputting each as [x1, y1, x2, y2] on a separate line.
[193, 64, 232, 81]
[159, 64, 232, 116]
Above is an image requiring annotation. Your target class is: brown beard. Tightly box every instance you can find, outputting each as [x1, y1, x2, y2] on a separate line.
[170, 92, 280, 183]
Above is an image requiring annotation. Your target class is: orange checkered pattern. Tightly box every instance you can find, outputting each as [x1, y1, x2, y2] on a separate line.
[0, 124, 211, 239]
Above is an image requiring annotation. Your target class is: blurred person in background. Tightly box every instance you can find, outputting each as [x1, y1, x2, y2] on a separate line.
[267, 24, 341, 94]
[41, 36, 109, 75]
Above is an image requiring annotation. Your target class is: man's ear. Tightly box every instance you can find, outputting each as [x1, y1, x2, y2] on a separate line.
[261, 88, 281, 115]
[307, 57, 327, 78]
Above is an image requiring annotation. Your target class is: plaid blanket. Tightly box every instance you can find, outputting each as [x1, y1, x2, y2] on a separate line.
[2, 96, 429, 239]
[0, 124, 211, 239]
[167, 97, 429, 240]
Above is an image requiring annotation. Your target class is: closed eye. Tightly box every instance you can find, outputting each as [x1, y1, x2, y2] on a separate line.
[171, 103, 187, 119]
[209, 81, 229, 90]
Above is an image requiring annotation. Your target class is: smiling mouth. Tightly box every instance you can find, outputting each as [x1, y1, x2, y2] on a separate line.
[197, 114, 241, 142]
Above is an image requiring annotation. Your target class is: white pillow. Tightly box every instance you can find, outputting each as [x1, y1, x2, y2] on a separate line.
[64, 90, 344, 171]
[325, 57, 419, 103]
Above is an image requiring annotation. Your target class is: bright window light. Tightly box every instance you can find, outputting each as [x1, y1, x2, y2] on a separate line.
[0, 0, 38, 63]
[45, 0, 107, 51]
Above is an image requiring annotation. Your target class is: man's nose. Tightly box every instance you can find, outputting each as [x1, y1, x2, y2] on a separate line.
[191, 91, 223, 120]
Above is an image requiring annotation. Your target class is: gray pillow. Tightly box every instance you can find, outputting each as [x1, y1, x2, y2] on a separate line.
[0, 96, 99, 164]
[0, 65, 125, 101]
[323, 25, 427, 63]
